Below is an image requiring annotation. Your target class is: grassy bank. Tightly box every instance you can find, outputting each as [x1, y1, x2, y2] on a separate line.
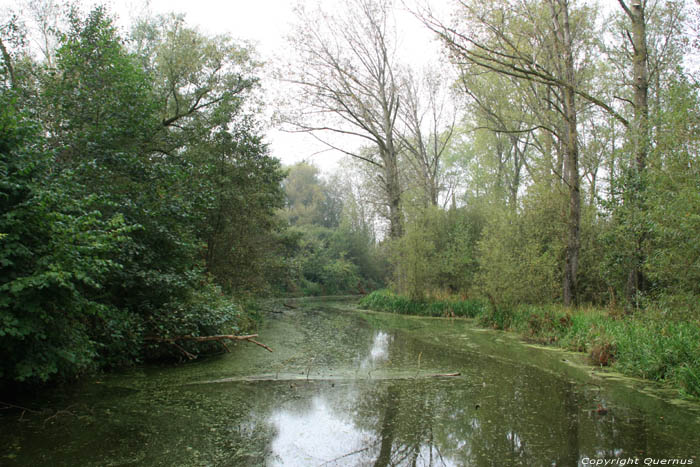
[359, 290, 700, 398]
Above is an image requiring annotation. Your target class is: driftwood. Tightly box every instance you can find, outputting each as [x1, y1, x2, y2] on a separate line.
[145, 334, 273, 360]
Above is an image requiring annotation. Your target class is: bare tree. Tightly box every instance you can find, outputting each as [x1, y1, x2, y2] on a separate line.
[22, 0, 60, 68]
[457, 68, 533, 209]
[399, 66, 457, 207]
[282, 0, 405, 238]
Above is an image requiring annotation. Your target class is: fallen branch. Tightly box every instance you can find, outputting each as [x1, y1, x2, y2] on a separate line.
[431, 372, 461, 377]
[282, 302, 298, 309]
[0, 401, 41, 414]
[145, 334, 273, 357]
[1, 401, 42, 421]
[245, 338, 273, 353]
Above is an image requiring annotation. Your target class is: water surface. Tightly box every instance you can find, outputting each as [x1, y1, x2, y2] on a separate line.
[2, 299, 698, 466]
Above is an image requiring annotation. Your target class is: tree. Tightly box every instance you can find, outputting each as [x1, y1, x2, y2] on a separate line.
[283, 162, 342, 228]
[421, 0, 595, 304]
[193, 125, 286, 293]
[398, 66, 458, 207]
[130, 13, 258, 136]
[456, 69, 533, 209]
[0, 5, 287, 383]
[598, 0, 688, 306]
[0, 94, 131, 383]
[643, 78, 700, 318]
[283, 0, 404, 238]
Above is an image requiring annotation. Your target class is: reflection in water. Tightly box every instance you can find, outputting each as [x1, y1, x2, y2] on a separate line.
[270, 393, 374, 466]
[267, 381, 461, 466]
[1, 304, 699, 466]
[360, 331, 392, 370]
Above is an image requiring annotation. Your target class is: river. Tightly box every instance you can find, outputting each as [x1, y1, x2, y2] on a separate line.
[1, 298, 698, 466]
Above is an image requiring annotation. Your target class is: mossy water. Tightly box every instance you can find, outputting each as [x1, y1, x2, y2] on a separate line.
[1, 299, 699, 466]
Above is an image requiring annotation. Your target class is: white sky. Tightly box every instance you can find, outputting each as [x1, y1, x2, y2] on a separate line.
[4, 1, 662, 173]
[130, 0, 442, 173]
[0, 0, 446, 173]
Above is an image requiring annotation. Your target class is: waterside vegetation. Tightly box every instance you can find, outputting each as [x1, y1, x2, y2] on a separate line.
[361, 290, 700, 398]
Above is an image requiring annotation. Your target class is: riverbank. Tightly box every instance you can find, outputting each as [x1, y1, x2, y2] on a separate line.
[359, 290, 700, 399]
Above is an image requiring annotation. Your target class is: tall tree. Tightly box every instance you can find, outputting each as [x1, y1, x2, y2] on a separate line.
[399, 67, 457, 207]
[549, 0, 581, 305]
[617, 0, 650, 303]
[421, 0, 596, 304]
[283, 0, 404, 237]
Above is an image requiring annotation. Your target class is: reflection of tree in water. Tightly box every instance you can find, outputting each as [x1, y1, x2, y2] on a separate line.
[3, 307, 699, 466]
[345, 381, 448, 466]
[320, 360, 652, 466]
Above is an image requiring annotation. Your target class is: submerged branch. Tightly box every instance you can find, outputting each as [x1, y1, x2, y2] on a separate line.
[145, 333, 273, 356]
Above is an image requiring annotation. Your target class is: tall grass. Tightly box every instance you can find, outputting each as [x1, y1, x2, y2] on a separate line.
[358, 290, 700, 398]
[359, 289, 485, 318]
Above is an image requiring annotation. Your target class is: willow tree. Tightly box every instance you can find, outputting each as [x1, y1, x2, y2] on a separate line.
[283, 0, 404, 238]
[603, 0, 687, 305]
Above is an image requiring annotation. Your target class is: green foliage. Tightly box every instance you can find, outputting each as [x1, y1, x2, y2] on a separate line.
[43, 6, 159, 160]
[191, 125, 286, 293]
[277, 162, 386, 296]
[0, 6, 285, 386]
[360, 290, 485, 318]
[283, 162, 342, 228]
[361, 289, 700, 398]
[391, 204, 483, 299]
[0, 97, 130, 382]
[643, 80, 700, 317]
[283, 225, 362, 295]
[476, 184, 564, 305]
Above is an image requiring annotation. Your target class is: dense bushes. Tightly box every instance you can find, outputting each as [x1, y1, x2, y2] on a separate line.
[277, 163, 387, 295]
[0, 7, 282, 386]
[390, 204, 483, 300]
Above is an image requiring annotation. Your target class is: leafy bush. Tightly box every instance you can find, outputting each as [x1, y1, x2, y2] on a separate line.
[0, 99, 131, 382]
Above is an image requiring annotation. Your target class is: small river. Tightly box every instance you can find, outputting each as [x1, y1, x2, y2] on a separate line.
[2, 298, 699, 466]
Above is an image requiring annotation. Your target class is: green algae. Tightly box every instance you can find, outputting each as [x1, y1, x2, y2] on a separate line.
[1, 298, 699, 466]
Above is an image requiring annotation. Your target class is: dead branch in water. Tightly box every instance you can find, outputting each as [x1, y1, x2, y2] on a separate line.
[145, 334, 273, 359]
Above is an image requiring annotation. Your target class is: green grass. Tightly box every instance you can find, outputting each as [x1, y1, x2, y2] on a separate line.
[358, 290, 700, 398]
[359, 289, 485, 318]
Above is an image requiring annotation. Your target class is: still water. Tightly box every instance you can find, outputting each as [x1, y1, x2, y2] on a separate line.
[2, 299, 699, 466]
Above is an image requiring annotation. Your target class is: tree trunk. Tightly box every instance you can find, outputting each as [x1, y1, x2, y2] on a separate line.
[551, 0, 581, 306]
[0, 38, 15, 89]
[623, 0, 650, 305]
[384, 148, 403, 238]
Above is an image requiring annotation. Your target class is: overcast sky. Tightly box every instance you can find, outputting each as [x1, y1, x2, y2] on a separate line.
[130, 0, 442, 173]
[0, 0, 446, 173]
